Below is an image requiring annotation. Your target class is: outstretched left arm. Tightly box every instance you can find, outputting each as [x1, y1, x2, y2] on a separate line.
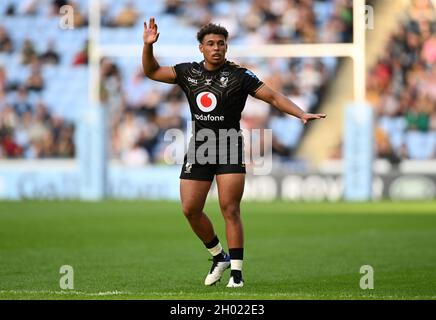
[254, 84, 326, 124]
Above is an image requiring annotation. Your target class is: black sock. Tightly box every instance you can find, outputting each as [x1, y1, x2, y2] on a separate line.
[229, 248, 244, 260]
[231, 270, 242, 279]
[229, 248, 243, 277]
[205, 236, 219, 249]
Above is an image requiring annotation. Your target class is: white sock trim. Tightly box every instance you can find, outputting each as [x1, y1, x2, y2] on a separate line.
[230, 259, 243, 271]
[208, 243, 223, 257]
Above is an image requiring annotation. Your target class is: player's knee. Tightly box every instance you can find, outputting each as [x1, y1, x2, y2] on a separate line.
[220, 203, 240, 221]
[182, 205, 202, 220]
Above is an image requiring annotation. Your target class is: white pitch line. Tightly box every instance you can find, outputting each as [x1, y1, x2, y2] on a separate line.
[0, 290, 435, 299]
[0, 290, 130, 296]
[0, 290, 337, 298]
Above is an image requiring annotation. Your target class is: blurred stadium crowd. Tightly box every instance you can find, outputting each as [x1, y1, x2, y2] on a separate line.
[0, 0, 352, 164]
[367, 0, 436, 162]
[1, 0, 434, 164]
[330, 0, 436, 162]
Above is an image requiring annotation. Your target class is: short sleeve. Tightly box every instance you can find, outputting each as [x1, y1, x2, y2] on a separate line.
[173, 62, 192, 86]
[240, 69, 264, 96]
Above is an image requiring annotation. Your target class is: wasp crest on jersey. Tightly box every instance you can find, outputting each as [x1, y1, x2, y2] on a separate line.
[196, 92, 217, 112]
[184, 162, 192, 173]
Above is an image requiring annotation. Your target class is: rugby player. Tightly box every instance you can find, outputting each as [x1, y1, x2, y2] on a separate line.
[142, 18, 326, 288]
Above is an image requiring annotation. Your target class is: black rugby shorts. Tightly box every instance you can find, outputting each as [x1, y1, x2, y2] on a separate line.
[179, 136, 246, 181]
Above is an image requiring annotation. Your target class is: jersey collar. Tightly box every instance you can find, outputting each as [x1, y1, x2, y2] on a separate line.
[200, 60, 228, 74]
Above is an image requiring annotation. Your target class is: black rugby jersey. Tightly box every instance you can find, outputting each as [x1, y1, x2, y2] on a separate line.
[173, 60, 264, 135]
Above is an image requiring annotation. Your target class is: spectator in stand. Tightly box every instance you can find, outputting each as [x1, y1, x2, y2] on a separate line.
[405, 94, 431, 132]
[430, 107, 436, 131]
[137, 87, 163, 118]
[39, 40, 60, 65]
[50, 0, 87, 26]
[55, 124, 75, 157]
[25, 62, 45, 92]
[40, 130, 56, 158]
[375, 127, 401, 164]
[37, 101, 52, 123]
[0, 26, 13, 53]
[15, 111, 34, 158]
[0, 105, 18, 130]
[100, 58, 124, 116]
[25, 111, 49, 151]
[0, 128, 22, 158]
[0, 67, 7, 93]
[184, 0, 213, 28]
[164, 0, 183, 15]
[12, 87, 32, 116]
[0, 88, 6, 112]
[320, 16, 346, 43]
[420, 64, 436, 101]
[71, 2, 88, 27]
[242, 1, 263, 37]
[422, 34, 436, 65]
[334, 0, 353, 42]
[5, 3, 16, 16]
[110, 1, 139, 27]
[295, 3, 317, 43]
[407, 0, 435, 22]
[51, 0, 69, 14]
[72, 40, 88, 66]
[122, 140, 150, 166]
[21, 39, 38, 65]
[118, 110, 141, 159]
[156, 90, 184, 130]
[139, 108, 161, 161]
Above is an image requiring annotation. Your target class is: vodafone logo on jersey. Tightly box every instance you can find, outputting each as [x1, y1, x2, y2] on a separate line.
[196, 92, 217, 113]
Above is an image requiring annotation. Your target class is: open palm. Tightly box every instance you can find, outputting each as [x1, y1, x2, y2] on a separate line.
[143, 17, 160, 45]
[301, 113, 327, 125]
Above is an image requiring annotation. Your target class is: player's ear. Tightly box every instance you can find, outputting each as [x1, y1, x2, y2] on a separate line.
[199, 43, 204, 54]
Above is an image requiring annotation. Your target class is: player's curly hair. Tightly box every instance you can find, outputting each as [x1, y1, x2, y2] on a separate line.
[197, 23, 229, 43]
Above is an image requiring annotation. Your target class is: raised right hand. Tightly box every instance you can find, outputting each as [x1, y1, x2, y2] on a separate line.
[143, 17, 160, 45]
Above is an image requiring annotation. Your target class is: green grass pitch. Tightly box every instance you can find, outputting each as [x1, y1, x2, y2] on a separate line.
[0, 200, 435, 300]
